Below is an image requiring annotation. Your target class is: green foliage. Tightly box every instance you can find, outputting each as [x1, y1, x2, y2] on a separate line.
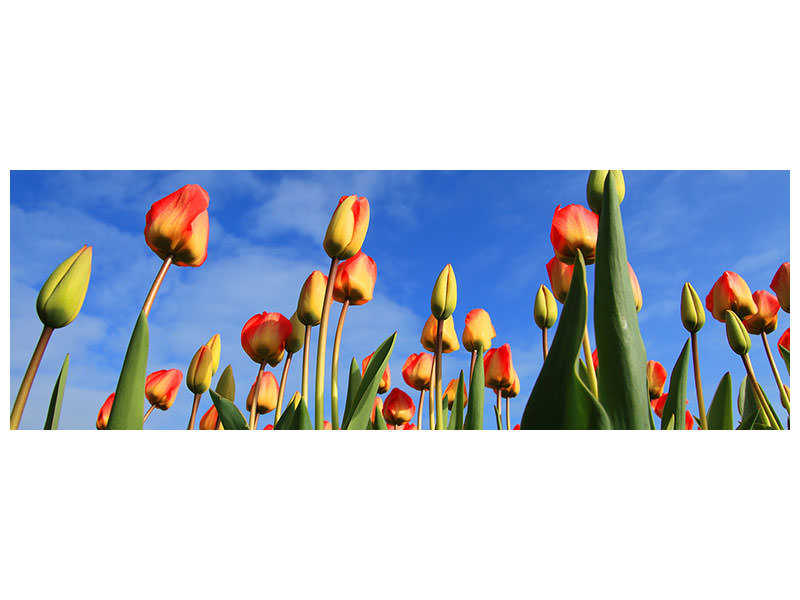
[44, 354, 69, 430]
[341, 359, 362, 429]
[344, 333, 397, 430]
[736, 378, 783, 430]
[209, 389, 249, 430]
[779, 345, 790, 375]
[215, 365, 236, 403]
[661, 341, 691, 430]
[452, 373, 465, 431]
[107, 311, 149, 430]
[464, 348, 485, 430]
[706, 372, 733, 430]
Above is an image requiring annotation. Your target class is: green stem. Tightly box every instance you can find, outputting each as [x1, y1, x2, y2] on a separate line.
[141, 256, 173, 318]
[314, 258, 340, 430]
[691, 332, 708, 430]
[742, 354, 780, 430]
[275, 352, 293, 425]
[330, 299, 350, 430]
[143, 404, 155, 424]
[10, 325, 53, 430]
[428, 360, 435, 431]
[187, 392, 201, 430]
[505, 395, 510, 431]
[434, 318, 444, 430]
[582, 327, 598, 397]
[248, 362, 266, 430]
[496, 389, 503, 430]
[761, 332, 790, 413]
[301, 326, 311, 407]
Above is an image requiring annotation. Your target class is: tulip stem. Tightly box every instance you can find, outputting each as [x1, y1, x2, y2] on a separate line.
[742, 354, 781, 430]
[248, 362, 266, 430]
[416, 389, 426, 430]
[254, 413, 261, 429]
[315, 258, 340, 430]
[469, 350, 477, 383]
[496, 389, 503, 430]
[301, 326, 311, 407]
[330, 299, 350, 430]
[187, 393, 201, 430]
[582, 327, 598, 397]
[141, 256, 173, 318]
[690, 332, 708, 430]
[542, 328, 549, 361]
[428, 361, 435, 430]
[10, 325, 54, 430]
[505, 396, 510, 431]
[435, 318, 445, 430]
[275, 352, 293, 425]
[761, 332, 790, 413]
[143, 405, 155, 424]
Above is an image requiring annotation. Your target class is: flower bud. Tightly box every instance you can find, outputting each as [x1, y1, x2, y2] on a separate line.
[36, 245, 93, 329]
[246, 371, 279, 415]
[96, 393, 114, 430]
[144, 184, 210, 266]
[215, 364, 236, 403]
[145, 369, 183, 410]
[199, 405, 220, 430]
[706, 271, 757, 322]
[297, 270, 328, 327]
[586, 170, 625, 214]
[725, 310, 751, 356]
[362, 352, 391, 394]
[742, 290, 780, 335]
[484, 344, 516, 391]
[402, 352, 434, 391]
[421, 315, 460, 353]
[204, 334, 221, 376]
[545, 257, 574, 304]
[550, 204, 599, 265]
[645, 360, 667, 400]
[431, 264, 457, 320]
[628, 263, 643, 312]
[778, 327, 790, 353]
[533, 285, 558, 329]
[285, 312, 306, 355]
[323, 195, 370, 259]
[382, 388, 416, 426]
[241, 312, 293, 366]
[333, 251, 377, 305]
[462, 308, 496, 352]
[770, 262, 789, 313]
[187, 345, 215, 394]
[501, 370, 520, 399]
[442, 377, 468, 409]
[681, 282, 706, 333]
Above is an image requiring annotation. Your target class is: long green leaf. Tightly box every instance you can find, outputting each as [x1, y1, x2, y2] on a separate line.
[453, 371, 465, 431]
[292, 398, 313, 430]
[737, 377, 783, 430]
[275, 398, 298, 430]
[341, 358, 363, 429]
[215, 365, 236, 404]
[706, 372, 733, 430]
[661, 340, 691, 430]
[44, 354, 69, 430]
[779, 346, 790, 375]
[594, 176, 650, 429]
[209, 389, 249, 430]
[373, 407, 388, 430]
[107, 311, 149, 430]
[464, 348, 485, 430]
[345, 333, 397, 430]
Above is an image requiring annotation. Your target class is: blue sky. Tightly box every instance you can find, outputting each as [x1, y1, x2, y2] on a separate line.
[9, 170, 790, 429]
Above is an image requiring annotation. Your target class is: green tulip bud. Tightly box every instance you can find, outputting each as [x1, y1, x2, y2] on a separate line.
[533, 284, 558, 329]
[725, 310, 751, 356]
[681, 282, 706, 333]
[36, 245, 93, 329]
[215, 364, 236, 403]
[431, 264, 457, 320]
[586, 170, 625, 214]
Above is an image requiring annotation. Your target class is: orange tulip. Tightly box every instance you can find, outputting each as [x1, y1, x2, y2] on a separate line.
[241, 312, 292, 366]
[628, 263, 643, 312]
[484, 344, 516, 391]
[297, 270, 328, 326]
[770, 262, 789, 313]
[370, 396, 383, 425]
[382, 388, 416, 426]
[442, 377, 468, 409]
[550, 204, 599, 265]
[246, 371, 279, 415]
[332, 251, 377, 305]
[461, 309, 496, 352]
[144, 184, 210, 267]
[546, 257, 574, 303]
[145, 369, 183, 410]
[778, 327, 790, 352]
[323, 195, 370, 260]
[199, 405, 219, 430]
[501, 370, 520, 399]
[96, 393, 114, 430]
[646, 360, 667, 400]
[705, 271, 757, 322]
[684, 410, 695, 430]
[362, 352, 391, 394]
[402, 352, 434, 391]
[421, 315, 460, 353]
[742, 290, 781, 335]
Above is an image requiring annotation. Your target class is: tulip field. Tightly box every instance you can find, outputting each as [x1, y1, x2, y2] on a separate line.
[9, 170, 790, 430]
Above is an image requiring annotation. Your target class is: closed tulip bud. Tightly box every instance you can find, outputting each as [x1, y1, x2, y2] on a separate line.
[681, 282, 706, 333]
[199, 405, 220, 430]
[187, 345, 215, 394]
[533, 285, 558, 329]
[770, 262, 789, 313]
[203, 334, 221, 376]
[241, 312, 293, 366]
[370, 396, 383, 425]
[323, 195, 370, 259]
[145, 369, 183, 410]
[501, 370, 520, 399]
[362, 352, 391, 394]
[442, 378, 468, 409]
[382, 388, 416, 426]
[96, 393, 114, 430]
[742, 290, 781, 335]
[586, 170, 625, 214]
[725, 310, 751, 356]
[550, 204, 599, 265]
[484, 344, 516, 391]
[285, 312, 306, 354]
[36, 245, 93, 329]
[333, 251, 377, 305]
[645, 360, 668, 400]
[144, 184, 210, 266]
[215, 364, 236, 403]
[462, 308, 496, 352]
[778, 327, 790, 352]
[402, 352, 434, 391]
[431, 264, 457, 320]
[545, 256, 574, 304]
[628, 263, 643, 312]
[706, 271, 757, 322]
[297, 270, 328, 326]
[421, 315, 460, 353]
[246, 371, 279, 415]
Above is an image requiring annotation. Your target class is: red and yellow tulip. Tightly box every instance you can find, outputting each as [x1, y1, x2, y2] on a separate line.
[770, 262, 789, 313]
[705, 271, 757, 322]
[382, 388, 416, 426]
[462, 309, 496, 352]
[241, 312, 292, 367]
[144, 184, 210, 267]
[550, 204, 599, 265]
[332, 251, 377, 305]
[145, 369, 183, 410]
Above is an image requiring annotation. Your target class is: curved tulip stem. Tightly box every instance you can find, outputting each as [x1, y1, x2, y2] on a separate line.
[141, 256, 173, 318]
[416, 389, 426, 430]
[314, 258, 340, 430]
[275, 352, 293, 425]
[469, 350, 477, 383]
[10, 325, 54, 430]
[761, 332, 790, 413]
[143, 405, 155, 424]
[505, 396, 510, 431]
[248, 362, 267, 430]
[301, 326, 311, 407]
[435, 318, 444, 430]
[428, 361, 435, 430]
[542, 328, 549, 360]
[690, 332, 708, 430]
[582, 327, 598, 397]
[742, 354, 781, 430]
[187, 392, 201, 430]
[496, 389, 503, 430]
[330, 299, 350, 430]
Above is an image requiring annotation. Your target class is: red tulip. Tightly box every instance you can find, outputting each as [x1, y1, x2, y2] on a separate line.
[402, 352, 434, 391]
[742, 290, 781, 335]
[550, 204, 599, 265]
[362, 352, 391, 394]
[144, 184, 210, 266]
[332, 251, 377, 305]
[684, 410, 695, 431]
[650, 393, 688, 422]
[246, 371, 279, 415]
[96, 393, 114, 430]
[323, 420, 333, 430]
[145, 369, 183, 410]
[546, 257, 574, 304]
[484, 344, 516, 391]
[501, 370, 520, 399]
[263, 424, 274, 430]
[628, 263, 643, 312]
[770, 262, 789, 313]
[382, 388, 416, 426]
[705, 271, 757, 322]
[513, 424, 520, 430]
[778, 327, 790, 352]
[323, 195, 370, 260]
[592, 348, 599, 371]
[199, 405, 219, 430]
[461, 309, 496, 352]
[646, 360, 667, 400]
[402, 422, 417, 430]
[241, 312, 292, 366]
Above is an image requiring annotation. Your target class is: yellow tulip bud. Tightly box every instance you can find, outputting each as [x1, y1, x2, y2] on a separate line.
[431, 264, 457, 320]
[462, 309, 496, 352]
[297, 270, 328, 326]
[285, 312, 306, 354]
[186, 345, 215, 394]
[204, 333, 221, 376]
[681, 282, 705, 333]
[725, 310, 751, 356]
[36, 245, 93, 329]
[323, 195, 370, 259]
[586, 170, 625, 214]
[533, 285, 558, 329]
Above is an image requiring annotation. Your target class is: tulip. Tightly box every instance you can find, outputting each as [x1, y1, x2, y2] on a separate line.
[264, 424, 274, 430]
[546, 257, 574, 304]
[778, 328, 790, 353]
[501, 369, 520, 430]
[550, 204, 599, 265]
[650, 394, 688, 421]
[275, 315, 303, 427]
[586, 170, 625, 214]
[442, 377, 468, 410]
[512, 424, 521, 430]
[770, 262, 789, 313]
[297, 270, 328, 327]
[402, 422, 417, 430]
[241, 312, 292, 367]
[333, 251, 377, 306]
[684, 410, 695, 431]
[431, 264, 457, 320]
[286, 312, 306, 354]
[421, 315, 459, 353]
[186, 344, 215, 430]
[706, 271, 757, 322]
[484, 344, 516, 430]
[645, 361, 667, 400]
[383, 388, 416, 427]
[628, 263, 643, 312]
[362, 352, 391, 394]
[199, 405, 220, 430]
[370, 396, 383, 426]
[204, 334, 221, 376]
[403, 352, 434, 430]
[681, 282, 706, 333]
[246, 370, 279, 428]
[534, 285, 557, 360]
[742, 290, 780, 335]
[145, 369, 183, 417]
[592, 348, 599, 372]
[323, 195, 370, 260]
[462, 309, 496, 353]
[96, 393, 114, 430]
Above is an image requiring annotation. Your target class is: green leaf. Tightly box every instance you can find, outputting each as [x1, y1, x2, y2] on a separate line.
[706, 372, 733, 430]
[594, 176, 650, 429]
[779, 345, 790, 375]
[292, 398, 314, 430]
[447, 405, 457, 430]
[209, 389, 249, 430]
[341, 358, 363, 429]
[275, 398, 298, 430]
[215, 365, 236, 404]
[345, 333, 397, 430]
[737, 377, 783, 430]
[493, 403, 502, 430]
[44, 354, 69, 430]
[464, 348, 485, 430]
[661, 340, 691, 430]
[107, 311, 149, 430]
[373, 407, 388, 430]
[521, 252, 610, 429]
[453, 371, 465, 431]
